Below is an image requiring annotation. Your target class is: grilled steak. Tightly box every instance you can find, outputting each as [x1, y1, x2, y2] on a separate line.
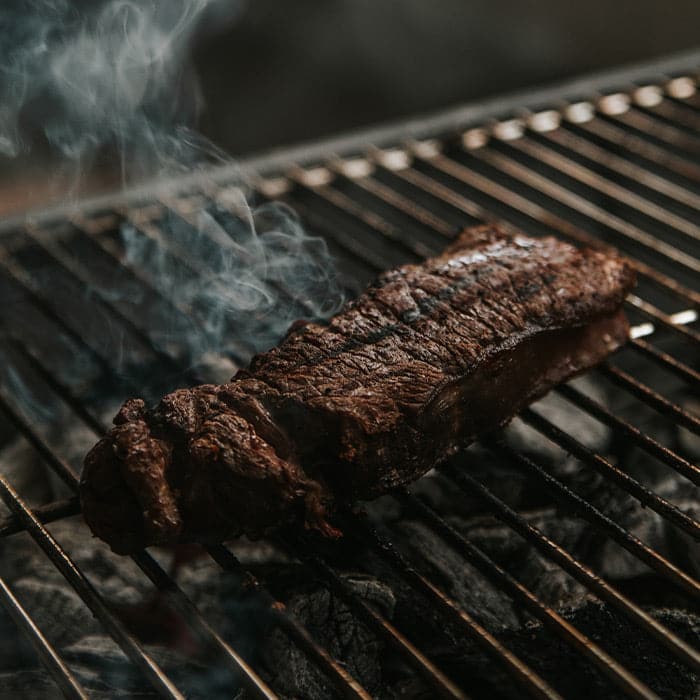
[81, 224, 635, 553]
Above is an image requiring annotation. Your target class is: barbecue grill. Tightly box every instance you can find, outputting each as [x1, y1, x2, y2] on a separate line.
[1, 48, 700, 700]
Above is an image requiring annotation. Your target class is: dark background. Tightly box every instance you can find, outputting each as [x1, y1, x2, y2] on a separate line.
[2, 0, 700, 216]
[194, 1, 700, 155]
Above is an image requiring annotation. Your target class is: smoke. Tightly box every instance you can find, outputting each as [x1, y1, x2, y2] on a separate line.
[1, 0, 222, 172]
[0, 0, 344, 385]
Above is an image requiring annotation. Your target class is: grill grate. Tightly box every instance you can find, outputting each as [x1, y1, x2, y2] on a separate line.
[1, 52, 700, 699]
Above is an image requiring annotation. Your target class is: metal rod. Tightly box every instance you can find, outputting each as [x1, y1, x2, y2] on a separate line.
[0, 497, 81, 539]
[444, 464, 700, 673]
[132, 551, 280, 700]
[630, 337, 700, 389]
[521, 407, 700, 539]
[22, 226, 199, 385]
[542, 124, 700, 212]
[611, 107, 700, 155]
[276, 194, 392, 272]
[488, 439, 700, 599]
[600, 364, 700, 437]
[282, 533, 469, 700]
[398, 488, 660, 700]
[0, 475, 186, 700]
[68, 215, 251, 365]
[206, 543, 373, 700]
[555, 382, 700, 487]
[648, 98, 700, 133]
[626, 295, 700, 345]
[287, 167, 430, 260]
[327, 159, 457, 239]
[0, 391, 79, 489]
[506, 134, 700, 244]
[0, 253, 141, 395]
[3, 334, 106, 436]
[573, 117, 700, 184]
[351, 517, 565, 700]
[0, 576, 89, 700]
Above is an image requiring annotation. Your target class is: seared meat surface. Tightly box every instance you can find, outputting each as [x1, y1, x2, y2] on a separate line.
[81, 225, 635, 553]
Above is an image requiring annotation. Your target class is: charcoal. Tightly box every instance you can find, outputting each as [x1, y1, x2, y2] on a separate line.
[393, 519, 520, 630]
[498, 601, 700, 699]
[261, 575, 395, 699]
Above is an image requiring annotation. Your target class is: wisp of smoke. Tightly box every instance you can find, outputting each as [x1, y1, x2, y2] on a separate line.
[0, 0, 345, 388]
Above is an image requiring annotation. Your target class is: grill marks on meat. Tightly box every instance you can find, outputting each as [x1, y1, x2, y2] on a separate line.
[81, 225, 635, 553]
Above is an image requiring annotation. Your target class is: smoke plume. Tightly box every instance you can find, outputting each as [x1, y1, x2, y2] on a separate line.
[0, 0, 344, 386]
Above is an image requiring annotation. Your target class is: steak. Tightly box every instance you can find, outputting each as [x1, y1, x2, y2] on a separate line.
[81, 224, 635, 554]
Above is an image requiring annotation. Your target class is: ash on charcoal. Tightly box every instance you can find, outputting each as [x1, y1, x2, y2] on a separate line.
[493, 601, 700, 700]
[260, 576, 395, 700]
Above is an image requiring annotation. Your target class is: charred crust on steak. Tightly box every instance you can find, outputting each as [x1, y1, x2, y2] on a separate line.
[80, 224, 635, 554]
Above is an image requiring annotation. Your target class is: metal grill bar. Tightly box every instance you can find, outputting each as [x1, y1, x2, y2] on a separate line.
[282, 533, 470, 700]
[0, 252, 138, 395]
[520, 407, 700, 540]
[348, 517, 565, 700]
[630, 337, 700, 388]
[572, 115, 700, 183]
[646, 95, 700, 132]
[0, 475, 186, 700]
[22, 225, 202, 385]
[484, 435, 700, 599]
[0, 576, 88, 700]
[536, 122, 700, 211]
[502, 134, 700, 243]
[442, 463, 700, 673]
[554, 382, 700, 487]
[599, 365, 700, 435]
[0, 497, 80, 538]
[609, 106, 700, 154]
[397, 489, 659, 700]
[206, 544, 373, 700]
[626, 296, 700, 345]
